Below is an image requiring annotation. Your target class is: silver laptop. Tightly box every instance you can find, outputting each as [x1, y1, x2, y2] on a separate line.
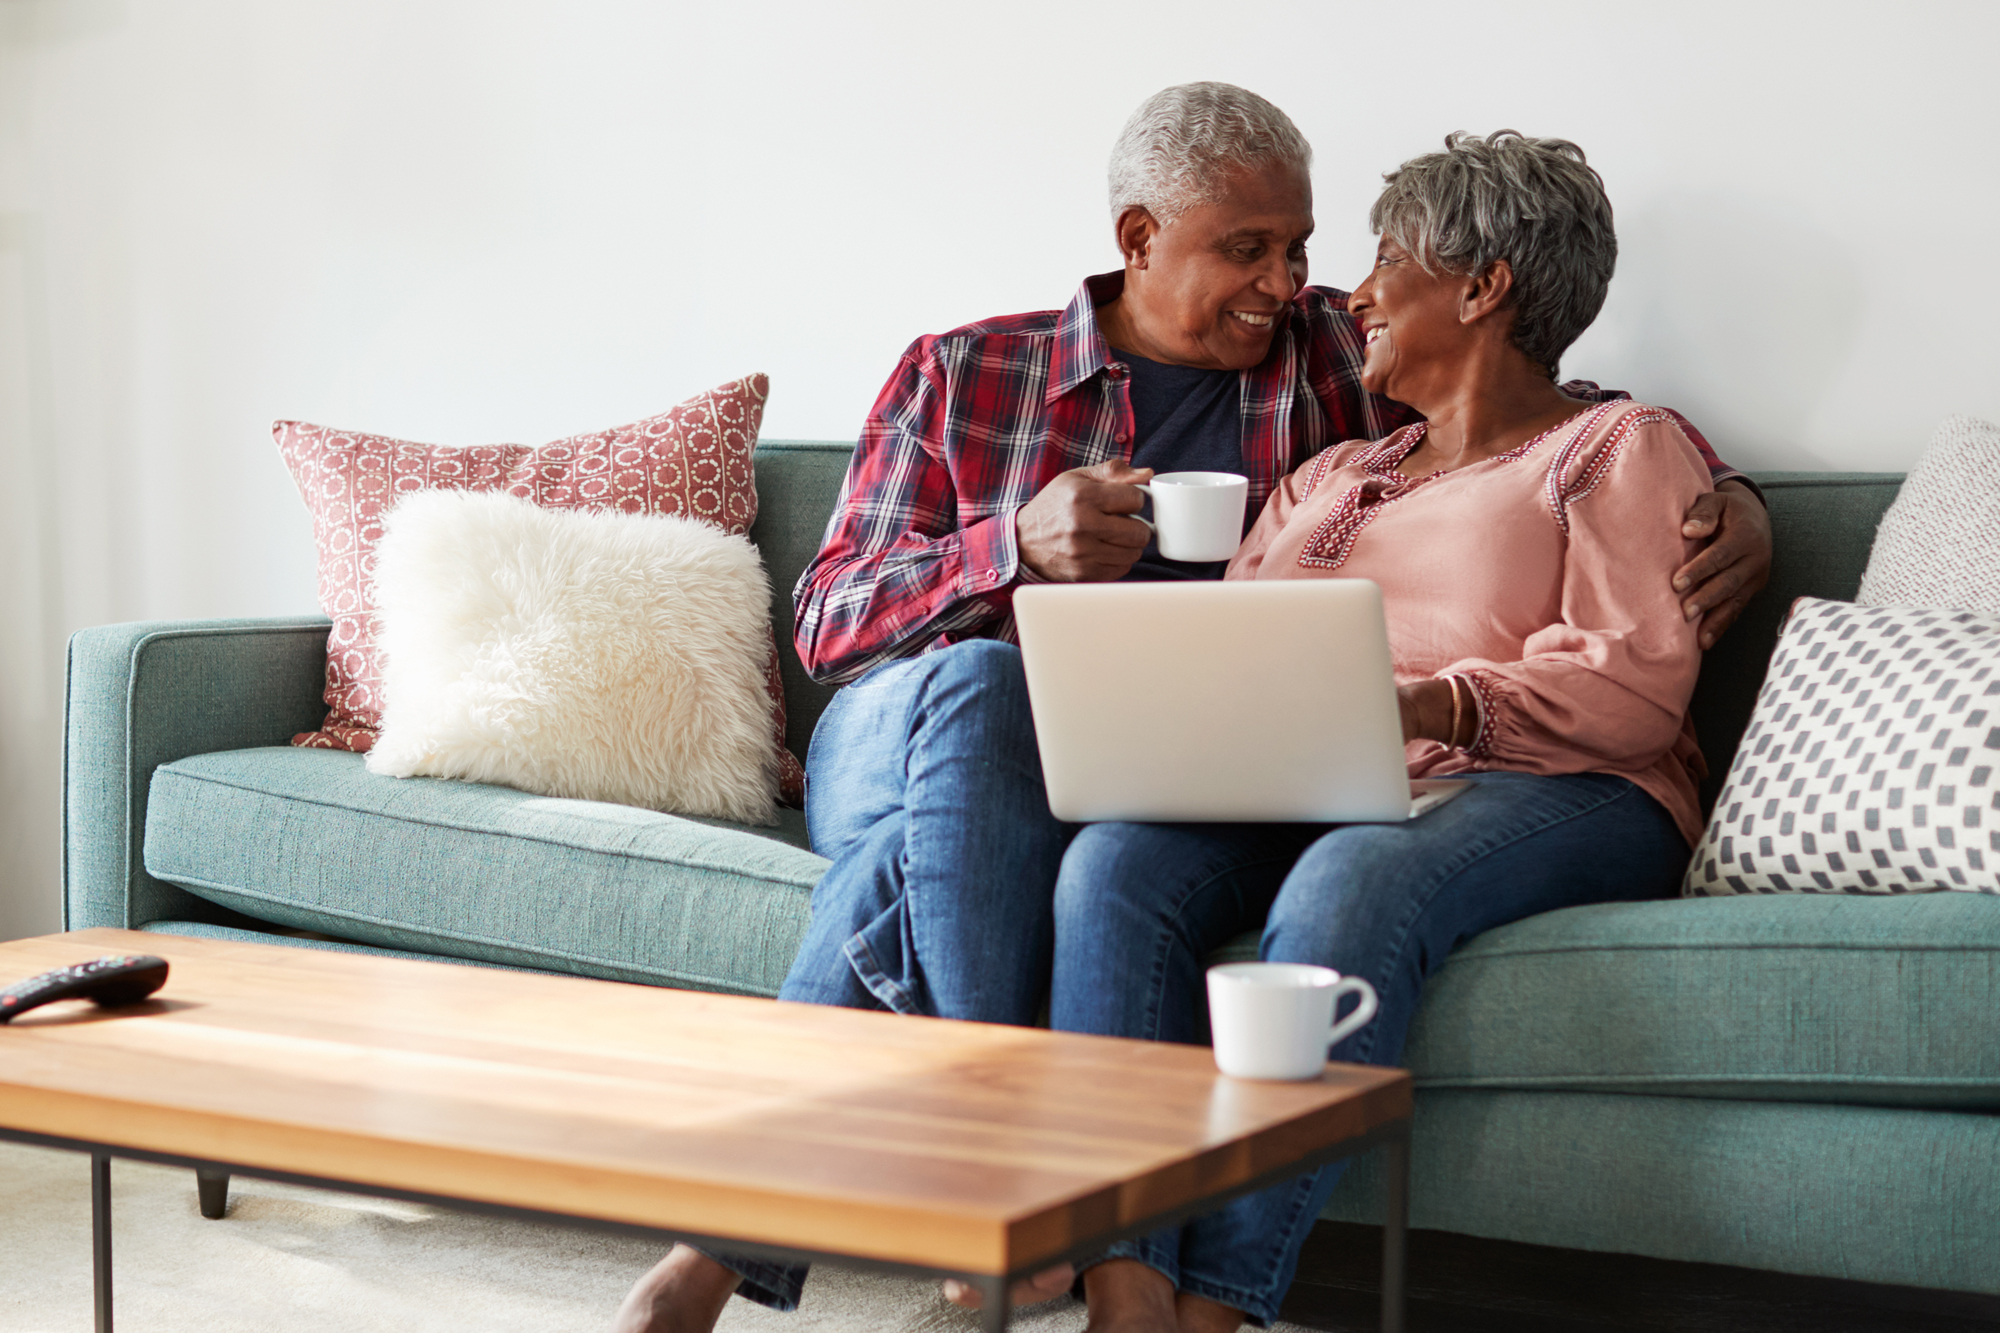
[1014, 580, 1467, 823]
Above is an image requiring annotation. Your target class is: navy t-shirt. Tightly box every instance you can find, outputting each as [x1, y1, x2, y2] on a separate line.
[1115, 350, 1245, 582]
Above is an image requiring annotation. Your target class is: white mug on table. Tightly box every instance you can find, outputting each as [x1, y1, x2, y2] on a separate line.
[1206, 962, 1380, 1081]
[1131, 471, 1249, 563]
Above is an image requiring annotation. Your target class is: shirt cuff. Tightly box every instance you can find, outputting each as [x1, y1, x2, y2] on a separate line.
[1456, 670, 1498, 757]
[959, 510, 1027, 602]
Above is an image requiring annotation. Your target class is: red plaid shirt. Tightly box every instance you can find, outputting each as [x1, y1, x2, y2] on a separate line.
[795, 272, 1737, 684]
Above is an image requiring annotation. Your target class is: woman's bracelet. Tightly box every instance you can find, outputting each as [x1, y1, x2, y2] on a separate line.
[1446, 674, 1465, 749]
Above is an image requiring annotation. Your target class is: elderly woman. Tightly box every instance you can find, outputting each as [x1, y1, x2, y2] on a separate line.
[1046, 132, 1709, 1332]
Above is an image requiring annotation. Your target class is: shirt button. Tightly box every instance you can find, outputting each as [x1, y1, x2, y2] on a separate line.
[1114, 432, 1130, 445]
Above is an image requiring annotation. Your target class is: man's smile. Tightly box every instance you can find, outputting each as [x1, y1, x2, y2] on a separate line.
[1229, 311, 1276, 327]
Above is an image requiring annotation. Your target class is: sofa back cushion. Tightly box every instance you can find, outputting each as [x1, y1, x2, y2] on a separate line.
[747, 446, 1906, 817]
[749, 442, 858, 759]
[1688, 473, 1904, 813]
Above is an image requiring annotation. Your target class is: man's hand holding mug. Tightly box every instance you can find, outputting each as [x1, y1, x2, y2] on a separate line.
[1017, 462, 1249, 581]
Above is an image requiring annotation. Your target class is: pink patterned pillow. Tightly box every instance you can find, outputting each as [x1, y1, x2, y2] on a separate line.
[275, 373, 805, 806]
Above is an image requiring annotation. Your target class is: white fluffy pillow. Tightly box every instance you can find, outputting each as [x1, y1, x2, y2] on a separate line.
[364, 489, 778, 825]
[1858, 415, 2000, 615]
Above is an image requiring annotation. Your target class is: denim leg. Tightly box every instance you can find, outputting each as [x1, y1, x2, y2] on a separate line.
[1272, 772, 1687, 1067]
[1167, 772, 1689, 1324]
[772, 655, 933, 1015]
[1050, 821, 1322, 1291]
[774, 811, 906, 1010]
[683, 1250, 816, 1315]
[709, 644, 1072, 1311]
[781, 639, 1073, 1023]
[1051, 821, 1325, 1043]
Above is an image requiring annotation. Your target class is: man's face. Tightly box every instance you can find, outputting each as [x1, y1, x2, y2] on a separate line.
[1124, 162, 1314, 370]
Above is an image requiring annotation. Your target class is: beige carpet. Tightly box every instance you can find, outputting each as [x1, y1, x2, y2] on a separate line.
[0, 1141, 1321, 1332]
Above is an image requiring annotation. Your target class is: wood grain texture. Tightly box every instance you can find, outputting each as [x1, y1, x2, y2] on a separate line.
[0, 930, 1409, 1274]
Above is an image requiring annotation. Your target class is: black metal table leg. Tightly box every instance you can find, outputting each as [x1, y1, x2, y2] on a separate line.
[1380, 1130, 1409, 1333]
[92, 1151, 112, 1333]
[978, 1274, 1009, 1333]
[195, 1168, 230, 1219]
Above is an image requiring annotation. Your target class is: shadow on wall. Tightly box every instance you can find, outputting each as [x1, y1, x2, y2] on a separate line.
[1583, 193, 1864, 470]
[0, 0, 125, 46]
[0, 210, 65, 942]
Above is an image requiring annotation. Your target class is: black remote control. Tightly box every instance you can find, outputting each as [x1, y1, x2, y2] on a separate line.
[0, 954, 169, 1023]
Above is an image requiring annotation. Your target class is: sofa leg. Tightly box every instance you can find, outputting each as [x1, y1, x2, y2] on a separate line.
[195, 1168, 230, 1219]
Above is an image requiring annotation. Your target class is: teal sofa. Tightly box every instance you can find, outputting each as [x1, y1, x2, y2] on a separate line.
[64, 446, 1999, 1297]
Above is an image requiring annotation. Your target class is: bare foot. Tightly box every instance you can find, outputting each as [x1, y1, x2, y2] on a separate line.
[612, 1245, 741, 1333]
[1079, 1259, 1180, 1332]
[941, 1263, 1076, 1309]
[1175, 1289, 1245, 1333]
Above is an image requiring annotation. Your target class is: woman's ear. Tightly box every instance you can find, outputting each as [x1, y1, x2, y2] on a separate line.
[1458, 260, 1515, 325]
[1115, 207, 1160, 270]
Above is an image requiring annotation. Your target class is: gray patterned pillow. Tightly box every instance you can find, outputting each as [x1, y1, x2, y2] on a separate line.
[1685, 597, 2000, 896]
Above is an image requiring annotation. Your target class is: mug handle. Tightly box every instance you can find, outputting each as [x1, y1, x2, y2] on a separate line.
[1128, 483, 1155, 534]
[1325, 977, 1379, 1050]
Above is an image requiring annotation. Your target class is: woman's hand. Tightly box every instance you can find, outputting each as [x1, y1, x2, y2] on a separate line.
[1398, 678, 1465, 746]
[1673, 480, 1772, 650]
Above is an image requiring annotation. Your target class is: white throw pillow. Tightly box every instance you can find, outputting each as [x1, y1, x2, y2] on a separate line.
[1684, 597, 2000, 896]
[1857, 415, 2000, 615]
[365, 489, 778, 825]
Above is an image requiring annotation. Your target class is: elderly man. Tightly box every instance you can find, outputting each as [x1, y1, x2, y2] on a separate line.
[615, 83, 1769, 1333]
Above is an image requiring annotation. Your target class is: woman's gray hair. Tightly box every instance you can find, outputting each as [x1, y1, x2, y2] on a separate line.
[1369, 131, 1616, 379]
[1108, 83, 1312, 225]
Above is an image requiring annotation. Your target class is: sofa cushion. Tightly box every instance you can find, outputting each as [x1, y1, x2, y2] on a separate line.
[143, 747, 826, 996]
[1320, 1089, 2000, 1295]
[1403, 894, 2000, 1109]
[746, 440, 864, 755]
[139, 920, 567, 974]
[1684, 473, 1904, 815]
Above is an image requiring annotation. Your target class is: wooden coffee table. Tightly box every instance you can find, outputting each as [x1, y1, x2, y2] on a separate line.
[0, 929, 1412, 1332]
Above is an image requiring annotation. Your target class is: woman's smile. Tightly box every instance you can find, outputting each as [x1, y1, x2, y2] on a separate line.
[1349, 236, 1465, 399]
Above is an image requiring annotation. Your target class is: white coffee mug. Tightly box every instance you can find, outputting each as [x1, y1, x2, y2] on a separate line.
[1206, 962, 1379, 1081]
[1131, 471, 1249, 562]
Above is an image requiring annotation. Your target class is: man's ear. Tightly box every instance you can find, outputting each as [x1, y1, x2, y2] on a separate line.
[1114, 207, 1160, 270]
[1458, 260, 1515, 325]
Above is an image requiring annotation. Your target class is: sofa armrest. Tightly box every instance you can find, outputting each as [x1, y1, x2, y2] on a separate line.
[64, 617, 334, 931]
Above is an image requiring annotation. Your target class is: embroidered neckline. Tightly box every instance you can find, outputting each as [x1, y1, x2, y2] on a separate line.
[1294, 402, 1613, 572]
[1368, 404, 1603, 482]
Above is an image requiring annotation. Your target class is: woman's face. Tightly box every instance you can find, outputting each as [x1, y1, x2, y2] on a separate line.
[1348, 236, 1467, 399]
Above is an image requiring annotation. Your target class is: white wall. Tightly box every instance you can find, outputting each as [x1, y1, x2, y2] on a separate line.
[1, 0, 1995, 938]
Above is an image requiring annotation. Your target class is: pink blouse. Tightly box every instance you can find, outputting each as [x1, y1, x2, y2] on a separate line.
[1226, 399, 1712, 844]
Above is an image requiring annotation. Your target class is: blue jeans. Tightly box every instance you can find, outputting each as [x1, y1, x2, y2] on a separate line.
[713, 640, 1073, 1310]
[1049, 771, 1688, 1326]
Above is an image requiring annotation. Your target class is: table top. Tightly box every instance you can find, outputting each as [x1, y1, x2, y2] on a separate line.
[0, 929, 1409, 1276]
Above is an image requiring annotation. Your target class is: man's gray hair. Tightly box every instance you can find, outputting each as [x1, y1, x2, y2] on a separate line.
[1369, 131, 1616, 379]
[1108, 83, 1312, 224]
